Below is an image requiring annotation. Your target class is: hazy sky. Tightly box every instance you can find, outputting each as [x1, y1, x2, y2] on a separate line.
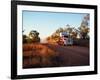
[22, 11, 87, 39]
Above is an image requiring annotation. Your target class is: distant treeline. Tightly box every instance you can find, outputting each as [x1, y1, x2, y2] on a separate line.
[46, 24, 89, 43]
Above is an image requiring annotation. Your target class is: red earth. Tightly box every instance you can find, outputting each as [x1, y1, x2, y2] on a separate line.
[23, 43, 89, 68]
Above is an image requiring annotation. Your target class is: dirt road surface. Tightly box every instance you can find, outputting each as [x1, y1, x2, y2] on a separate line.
[45, 44, 89, 66]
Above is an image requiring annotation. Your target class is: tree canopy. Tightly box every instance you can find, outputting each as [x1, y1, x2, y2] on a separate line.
[23, 30, 40, 43]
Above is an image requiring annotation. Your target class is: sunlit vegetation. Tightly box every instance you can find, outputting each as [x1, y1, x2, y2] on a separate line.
[23, 43, 61, 68]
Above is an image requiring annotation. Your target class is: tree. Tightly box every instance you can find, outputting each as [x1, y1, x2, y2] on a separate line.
[71, 31, 78, 39]
[23, 35, 27, 43]
[29, 30, 40, 43]
[78, 14, 90, 39]
[78, 26, 89, 39]
[55, 27, 64, 33]
[29, 30, 39, 38]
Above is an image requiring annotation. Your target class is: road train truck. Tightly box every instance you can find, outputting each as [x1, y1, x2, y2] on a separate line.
[58, 32, 73, 46]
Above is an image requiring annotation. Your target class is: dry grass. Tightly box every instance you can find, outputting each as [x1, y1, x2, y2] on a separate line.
[23, 43, 57, 56]
[23, 43, 59, 68]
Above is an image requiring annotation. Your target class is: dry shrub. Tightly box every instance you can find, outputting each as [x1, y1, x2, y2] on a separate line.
[34, 44, 57, 57]
[23, 43, 58, 57]
[31, 56, 41, 65]
[23, 51, 33, 57]
[23, 43, 59, 67]
[23, 43, 33, 51]
[23, 59, 30, 67]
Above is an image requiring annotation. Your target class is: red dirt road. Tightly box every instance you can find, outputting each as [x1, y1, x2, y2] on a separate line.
[45, 44, 89, 66]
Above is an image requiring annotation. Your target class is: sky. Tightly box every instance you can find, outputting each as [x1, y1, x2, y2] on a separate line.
[22, 11, 88, 40]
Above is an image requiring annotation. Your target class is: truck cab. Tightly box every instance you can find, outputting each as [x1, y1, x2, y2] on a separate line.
[58, 32, 73, 46]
